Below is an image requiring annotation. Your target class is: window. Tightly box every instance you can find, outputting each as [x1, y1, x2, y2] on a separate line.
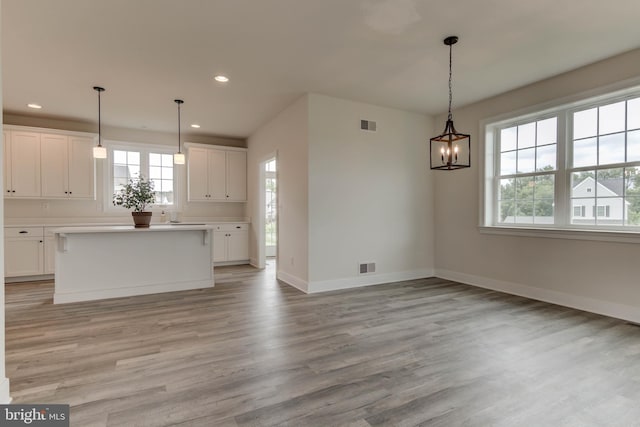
[108, 143, 177, 209]
[484, 86, 640, 232]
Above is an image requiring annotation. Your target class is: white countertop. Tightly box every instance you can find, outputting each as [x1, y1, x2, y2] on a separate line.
[54, 224, 214, 234]
[5, 218, 250, 228]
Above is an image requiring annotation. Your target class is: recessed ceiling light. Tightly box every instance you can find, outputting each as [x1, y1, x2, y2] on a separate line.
[214, 75, 229, 83]
[190, 124, 201, 128]
[27, 103, 42, 109]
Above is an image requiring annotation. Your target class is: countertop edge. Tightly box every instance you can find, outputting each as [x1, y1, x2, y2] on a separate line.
[53, 225, 215, 234]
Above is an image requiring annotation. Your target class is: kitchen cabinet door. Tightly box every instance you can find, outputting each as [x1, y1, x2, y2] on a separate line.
[226, 150, 246, 201]
[227, 230, 249, 261]
[68, 136, 95, 199]
[41, 133, 69, 198]
[213, 231, 227, 262]
[7, 131, 41, 197]
[5, 237, 44, 277]
[209, 149, 227, 200]
[188, 147, 210, 201]
[3, 131, 10, 195]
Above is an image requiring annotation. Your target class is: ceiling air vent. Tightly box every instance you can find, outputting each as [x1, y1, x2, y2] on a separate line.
[359, 262, 376, 275]
[360, 119, 377, 132]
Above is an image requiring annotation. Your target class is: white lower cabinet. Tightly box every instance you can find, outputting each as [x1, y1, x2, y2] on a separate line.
[4, 227, 45, 277]
[213, 224, 249, 263]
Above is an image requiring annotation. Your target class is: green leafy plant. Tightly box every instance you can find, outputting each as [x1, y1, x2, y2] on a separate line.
[113, 176, 156, 212]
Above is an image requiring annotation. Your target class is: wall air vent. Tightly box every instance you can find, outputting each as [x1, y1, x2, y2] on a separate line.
[360, 119, 377, 132]
[359, 262, 376, 275]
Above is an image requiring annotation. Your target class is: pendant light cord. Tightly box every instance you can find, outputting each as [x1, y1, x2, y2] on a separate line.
[93, 86, 105, 148]
[448, 41, 453, 122]
[177, 102, 181, 154]
[175, 99, 184, 154]
[97, 89, 102, 147]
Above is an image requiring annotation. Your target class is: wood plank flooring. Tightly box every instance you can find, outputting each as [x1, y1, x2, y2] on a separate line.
[5, 262, 640, 426]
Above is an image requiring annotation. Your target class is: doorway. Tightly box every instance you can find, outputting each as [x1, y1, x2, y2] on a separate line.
[264, 158, 277, 259]
[258, 154, 277, 270]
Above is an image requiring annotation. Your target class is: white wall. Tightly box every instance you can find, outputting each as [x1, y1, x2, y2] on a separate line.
[247, 95, 309, 288]
[434, 47, 640, 322]
[0, 1, 12, 403]
[3, 114, 246, 224]
[307, 94, 435, 292]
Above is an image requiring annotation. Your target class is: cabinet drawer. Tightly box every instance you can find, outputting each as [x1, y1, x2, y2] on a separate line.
[212, 223, 248, 232]
[5, 227, 44, 238]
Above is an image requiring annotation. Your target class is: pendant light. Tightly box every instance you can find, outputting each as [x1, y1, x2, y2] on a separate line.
[93, 86, 107, 159]
[430, 36, 470, 170]
[174, 99, 185, 165]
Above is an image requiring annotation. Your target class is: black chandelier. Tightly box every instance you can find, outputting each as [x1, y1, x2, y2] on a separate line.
[430, 36, 470, 170]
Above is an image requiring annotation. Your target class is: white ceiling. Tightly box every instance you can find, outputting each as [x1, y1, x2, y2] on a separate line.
[3, 0, 640, 139]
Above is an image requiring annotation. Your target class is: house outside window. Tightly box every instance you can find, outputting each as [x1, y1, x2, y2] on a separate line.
[484, 86, 640, 232]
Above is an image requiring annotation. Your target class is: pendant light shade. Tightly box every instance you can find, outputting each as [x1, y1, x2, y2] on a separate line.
[430, 36, 470, 170]
[93, 86, 107, 159]
[174, 99, 185, 165]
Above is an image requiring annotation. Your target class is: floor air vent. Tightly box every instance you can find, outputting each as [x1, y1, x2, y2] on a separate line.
[359, 262, 376, 275]
[360, 119, 377, 132]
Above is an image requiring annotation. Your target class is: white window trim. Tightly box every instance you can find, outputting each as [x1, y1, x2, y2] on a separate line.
[103, 140, 181, 213]
[480, 76, 640, 243]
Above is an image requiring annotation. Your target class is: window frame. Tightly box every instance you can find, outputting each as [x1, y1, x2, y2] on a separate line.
[103, 140, 180, 213]
[481, 78, 640, 243]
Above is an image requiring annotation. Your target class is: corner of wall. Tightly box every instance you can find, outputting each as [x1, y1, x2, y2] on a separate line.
[0, 2, 12, 404]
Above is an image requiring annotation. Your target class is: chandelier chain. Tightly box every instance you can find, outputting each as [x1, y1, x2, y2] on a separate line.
[448, 41, 453, 121]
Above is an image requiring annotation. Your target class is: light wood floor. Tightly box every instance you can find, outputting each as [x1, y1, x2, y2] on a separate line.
[6, 262, 640, 426]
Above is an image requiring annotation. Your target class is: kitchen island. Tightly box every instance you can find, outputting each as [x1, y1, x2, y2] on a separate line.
[53, 224, 214, 304]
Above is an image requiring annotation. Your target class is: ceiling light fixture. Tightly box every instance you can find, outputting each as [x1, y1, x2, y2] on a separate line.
[27, 103, 42, 109]
[214, 75, 229, 83]
[190, 124, 201, 128]
[174, 99, 185, 165]
[92, 86, 107, 159]
[430, 36, 470, 170]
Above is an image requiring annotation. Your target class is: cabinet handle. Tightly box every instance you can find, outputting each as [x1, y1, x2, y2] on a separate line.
[6, 190, 9, 193]
[19, 231, 28, 234]
[236, 226, 241, 229]
[64, 191, 68, 194]
[39, 240, 43, 243]
[226, 195, 229, 198]
[69, 192, 72, 194]
[12, 190, 16, 193]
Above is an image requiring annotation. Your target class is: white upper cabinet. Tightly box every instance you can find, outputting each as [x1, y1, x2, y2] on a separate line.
[41, 134, 95, 199]
[187, 144, 246, 202]
[5, 130, 41, 198]
[4, 126, 96, 200]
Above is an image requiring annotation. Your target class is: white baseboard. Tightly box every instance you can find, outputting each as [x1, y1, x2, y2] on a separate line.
[53, 280, 214, 304]
[0, 377, 10, 404]
[213, 260, 249, 267]
[435, 269, 640, 324]
[249, 258, 260, 268]
[276, 271, 309, 293]
[5, 274, 54, 283]
[308, 268, 434, 293]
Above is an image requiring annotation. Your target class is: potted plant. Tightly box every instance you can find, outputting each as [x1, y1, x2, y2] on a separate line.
[113, 175, 156, 228]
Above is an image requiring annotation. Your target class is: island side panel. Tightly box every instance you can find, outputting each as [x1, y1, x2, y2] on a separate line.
[54, 229, 213, 303]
